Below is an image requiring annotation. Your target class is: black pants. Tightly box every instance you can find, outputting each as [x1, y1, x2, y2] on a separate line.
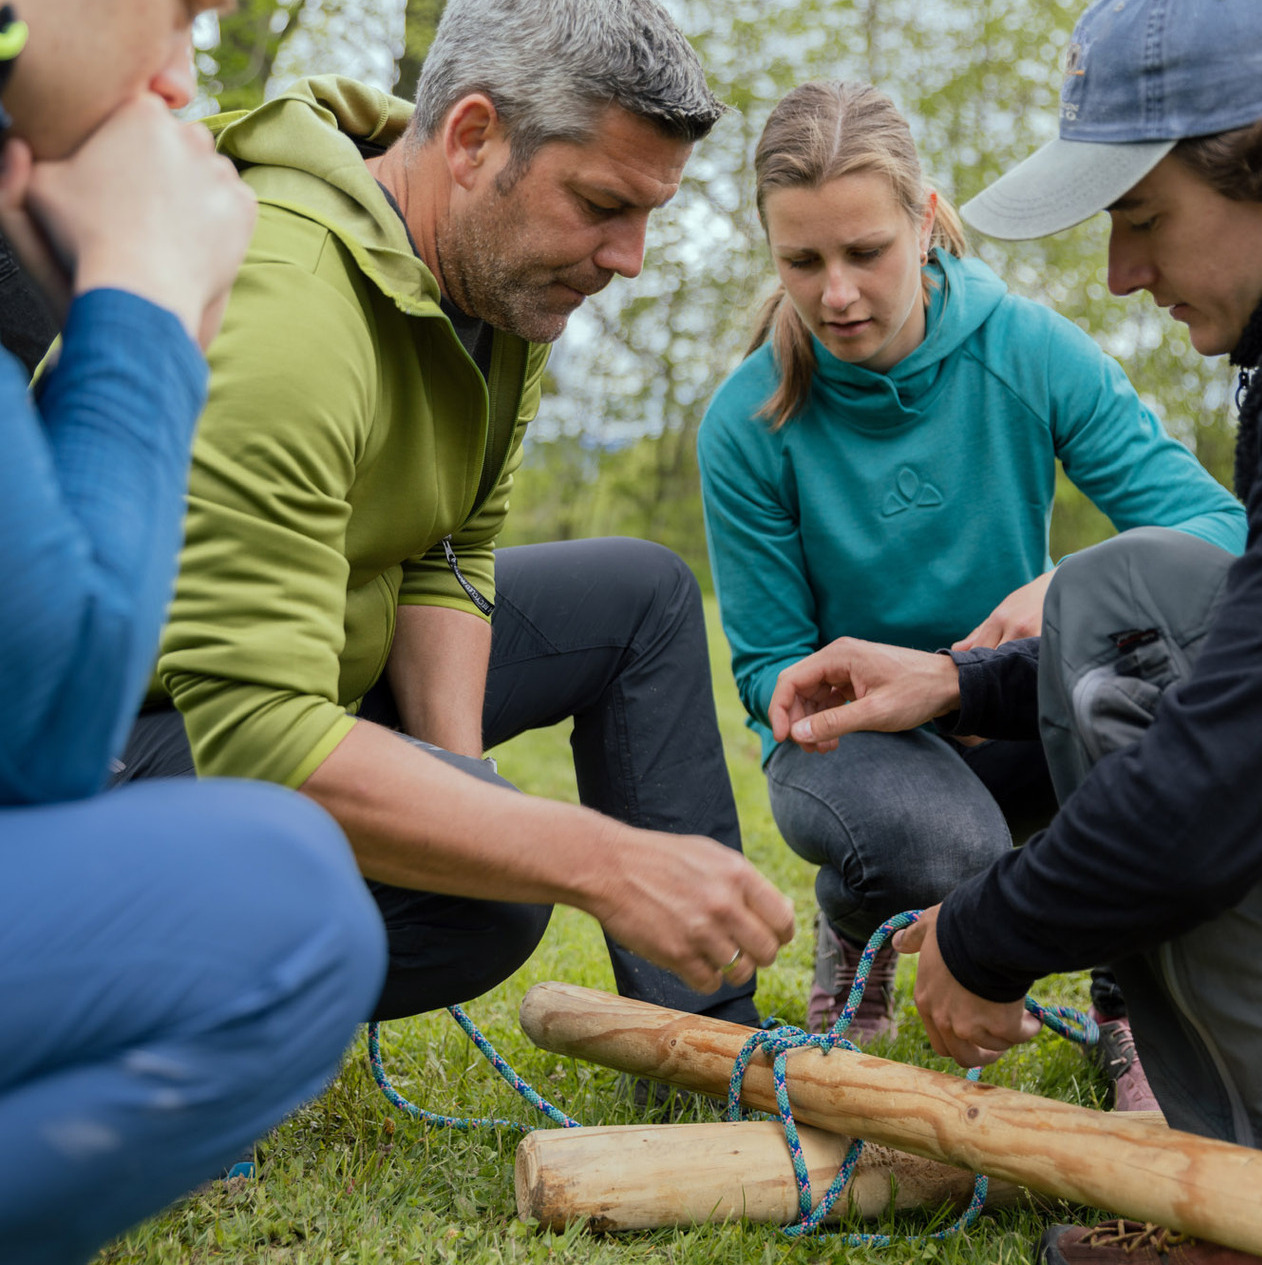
[116, 538, 758, 1025]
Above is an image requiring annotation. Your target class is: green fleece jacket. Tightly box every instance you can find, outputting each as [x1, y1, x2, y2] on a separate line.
[154, 77, 549, 788]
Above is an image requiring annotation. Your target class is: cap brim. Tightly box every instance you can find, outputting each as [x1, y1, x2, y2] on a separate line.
[961, 136, 1176, 240]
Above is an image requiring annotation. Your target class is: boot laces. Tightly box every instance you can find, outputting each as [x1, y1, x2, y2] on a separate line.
[1081, 1220, 1193, 1255]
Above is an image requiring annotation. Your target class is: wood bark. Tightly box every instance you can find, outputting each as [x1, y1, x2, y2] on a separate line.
[519, 983, 1262, 1253]
[516, 1120, 1034, 1230]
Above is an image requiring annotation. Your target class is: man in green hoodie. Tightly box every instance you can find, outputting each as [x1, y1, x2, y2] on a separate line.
[116, 0, 795, 1033]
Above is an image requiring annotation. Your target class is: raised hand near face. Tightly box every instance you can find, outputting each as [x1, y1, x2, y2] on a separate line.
[0, 93, 255, 348]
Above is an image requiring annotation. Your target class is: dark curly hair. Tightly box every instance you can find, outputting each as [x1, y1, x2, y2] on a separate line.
[1173, 122, 1262, 203]
[1176, 124, 1262, 499]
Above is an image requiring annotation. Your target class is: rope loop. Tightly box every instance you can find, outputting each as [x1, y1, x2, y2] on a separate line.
[367, 908, 1098, 1242]
[367, 1004, 581, 1132]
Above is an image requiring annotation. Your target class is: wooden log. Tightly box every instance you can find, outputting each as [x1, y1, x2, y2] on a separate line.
[516, 1120, 1035, 1231]
[519, 982, 1262, 1254]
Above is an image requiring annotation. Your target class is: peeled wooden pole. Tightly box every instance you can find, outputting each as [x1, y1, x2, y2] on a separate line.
[516, 1121, 1034, 1230]
[520, 983, 1262, 1253]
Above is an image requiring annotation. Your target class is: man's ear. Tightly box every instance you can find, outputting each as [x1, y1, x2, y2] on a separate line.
[443, 94, 508, 191]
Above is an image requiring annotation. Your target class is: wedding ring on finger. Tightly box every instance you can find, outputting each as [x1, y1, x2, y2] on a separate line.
[720, 947, 743, 976]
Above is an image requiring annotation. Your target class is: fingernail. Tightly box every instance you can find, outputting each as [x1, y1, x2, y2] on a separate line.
[792, 719, 812, 740]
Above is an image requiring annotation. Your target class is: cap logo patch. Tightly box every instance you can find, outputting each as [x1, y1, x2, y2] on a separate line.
[1061, 42, 1085, 120]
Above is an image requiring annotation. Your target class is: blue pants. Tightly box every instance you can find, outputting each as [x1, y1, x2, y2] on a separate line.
[0, 780, 386, 1265]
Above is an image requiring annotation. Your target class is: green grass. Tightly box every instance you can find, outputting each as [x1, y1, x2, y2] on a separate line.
[95, 597, 1108, 1264]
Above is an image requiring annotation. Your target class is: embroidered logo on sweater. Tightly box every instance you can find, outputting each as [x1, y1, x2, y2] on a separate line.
[882, 466, 943, 517]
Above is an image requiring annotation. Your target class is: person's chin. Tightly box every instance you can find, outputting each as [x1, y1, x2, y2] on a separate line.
[1183, 317, 1232, 358]
[821, 334, 876, 365]
[510, 309, 572, 344]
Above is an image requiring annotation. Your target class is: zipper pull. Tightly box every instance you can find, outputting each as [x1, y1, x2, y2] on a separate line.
[441, 536, 495, 617]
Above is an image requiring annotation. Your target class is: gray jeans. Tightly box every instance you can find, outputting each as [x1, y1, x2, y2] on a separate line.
[1043, 527, 1262, 1144]
[767, 729, 1055, 945]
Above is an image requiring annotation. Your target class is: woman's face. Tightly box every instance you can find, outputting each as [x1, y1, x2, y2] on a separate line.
[1107, 154, 1262, 357]
[763, 170, 934, 374]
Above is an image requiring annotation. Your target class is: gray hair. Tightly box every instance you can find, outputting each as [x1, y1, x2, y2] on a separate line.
[408, 0, 723, 166]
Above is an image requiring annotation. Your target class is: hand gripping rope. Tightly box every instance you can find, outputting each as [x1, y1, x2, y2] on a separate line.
[366, 908, 1098, 1241]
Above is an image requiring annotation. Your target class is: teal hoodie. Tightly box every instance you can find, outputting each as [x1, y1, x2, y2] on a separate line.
[698, 251, 1246, 761]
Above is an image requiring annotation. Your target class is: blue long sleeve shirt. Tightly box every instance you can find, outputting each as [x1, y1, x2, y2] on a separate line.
[0, 289, 206, 805]
[698, 253, 1247, 762]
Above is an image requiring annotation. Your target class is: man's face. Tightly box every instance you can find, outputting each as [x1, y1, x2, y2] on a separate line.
[5, 0, 228, 159]
[1107, 154, 1262, 357]
[435, 105, 692, 342]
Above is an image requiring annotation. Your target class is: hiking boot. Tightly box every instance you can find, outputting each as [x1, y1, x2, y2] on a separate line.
[1040, 1220, 1262, 1263]
[1087, 1008, 1162, 1114]
[806, 912, 897, 1041]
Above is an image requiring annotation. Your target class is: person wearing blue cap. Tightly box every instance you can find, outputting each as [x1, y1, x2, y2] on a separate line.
[766, 0, 1262, 1260]
[696, 79, 1243, 1106]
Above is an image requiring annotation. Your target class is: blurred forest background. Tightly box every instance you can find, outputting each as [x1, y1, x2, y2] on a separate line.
[194, 0, 1240, 586]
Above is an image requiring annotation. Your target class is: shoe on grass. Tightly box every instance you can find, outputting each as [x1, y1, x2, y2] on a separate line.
[1087, 1008, 1162, 1114]
[806, 912, 897, 1041]
[1040, 1220, 1261, 1263]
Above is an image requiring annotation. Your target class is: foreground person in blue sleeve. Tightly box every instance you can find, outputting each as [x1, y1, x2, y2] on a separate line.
[0, 4, 386, 1262]
[767, 2, 1262, 1261]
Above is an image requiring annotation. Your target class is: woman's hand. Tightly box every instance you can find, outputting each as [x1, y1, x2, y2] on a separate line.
[768, 638, 961, 753]
[952, 570, 1054, 651]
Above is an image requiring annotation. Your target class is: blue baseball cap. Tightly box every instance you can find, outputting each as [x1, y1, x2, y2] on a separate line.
[962, 0, 1262, 240]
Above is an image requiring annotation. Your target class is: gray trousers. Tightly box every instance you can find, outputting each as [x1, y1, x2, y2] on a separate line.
[1042, 527, 1262, 1144]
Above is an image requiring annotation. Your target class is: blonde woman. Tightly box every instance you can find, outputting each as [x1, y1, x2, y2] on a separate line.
[697, 82, 1243, 1097]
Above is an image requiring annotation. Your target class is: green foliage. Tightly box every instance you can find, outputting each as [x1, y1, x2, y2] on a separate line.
[394, 0, 446, 100]
[509, 0, 1238, 576]
[94, 600, 1110, 1264]
[196, 2, 445, 111]
[198, 0, 303, 112]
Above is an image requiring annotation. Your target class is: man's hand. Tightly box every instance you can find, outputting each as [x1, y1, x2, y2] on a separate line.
[951, 571, 1053, 652]
[304, 721, 795, 995]
[1, 93, 256, 347]
[892, 906, 1041, 1067]
[586, 823, 797, 994]
[768, 638, 961, 753]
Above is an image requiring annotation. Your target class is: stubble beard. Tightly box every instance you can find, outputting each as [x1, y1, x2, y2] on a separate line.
[435, 199, 577, 344]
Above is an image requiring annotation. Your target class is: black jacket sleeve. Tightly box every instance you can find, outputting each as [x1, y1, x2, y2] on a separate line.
[936, 485, 1262, 1003]
[936, 638, 1042, 741]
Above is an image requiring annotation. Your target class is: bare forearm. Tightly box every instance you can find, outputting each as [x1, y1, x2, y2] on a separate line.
[387, 603, 489, 757]
[300, 719, 797, 993]
[302, 719, 615, 906]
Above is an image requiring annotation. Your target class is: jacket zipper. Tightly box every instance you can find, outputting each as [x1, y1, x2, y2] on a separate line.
[441, 536, 494, 617]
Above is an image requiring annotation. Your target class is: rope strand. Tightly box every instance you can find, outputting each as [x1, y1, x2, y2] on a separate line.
[368, 908, 1097, 1240]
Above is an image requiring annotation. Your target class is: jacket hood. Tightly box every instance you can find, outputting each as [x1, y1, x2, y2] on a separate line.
[209, 75, 442, 314]
[808, 250, 1008, 431]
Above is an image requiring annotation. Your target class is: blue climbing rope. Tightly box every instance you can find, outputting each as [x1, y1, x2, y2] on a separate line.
[367, 1004, 580, 1132]
[721, 910, 1098, 1240]
[368, 908, 1098, 1240]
